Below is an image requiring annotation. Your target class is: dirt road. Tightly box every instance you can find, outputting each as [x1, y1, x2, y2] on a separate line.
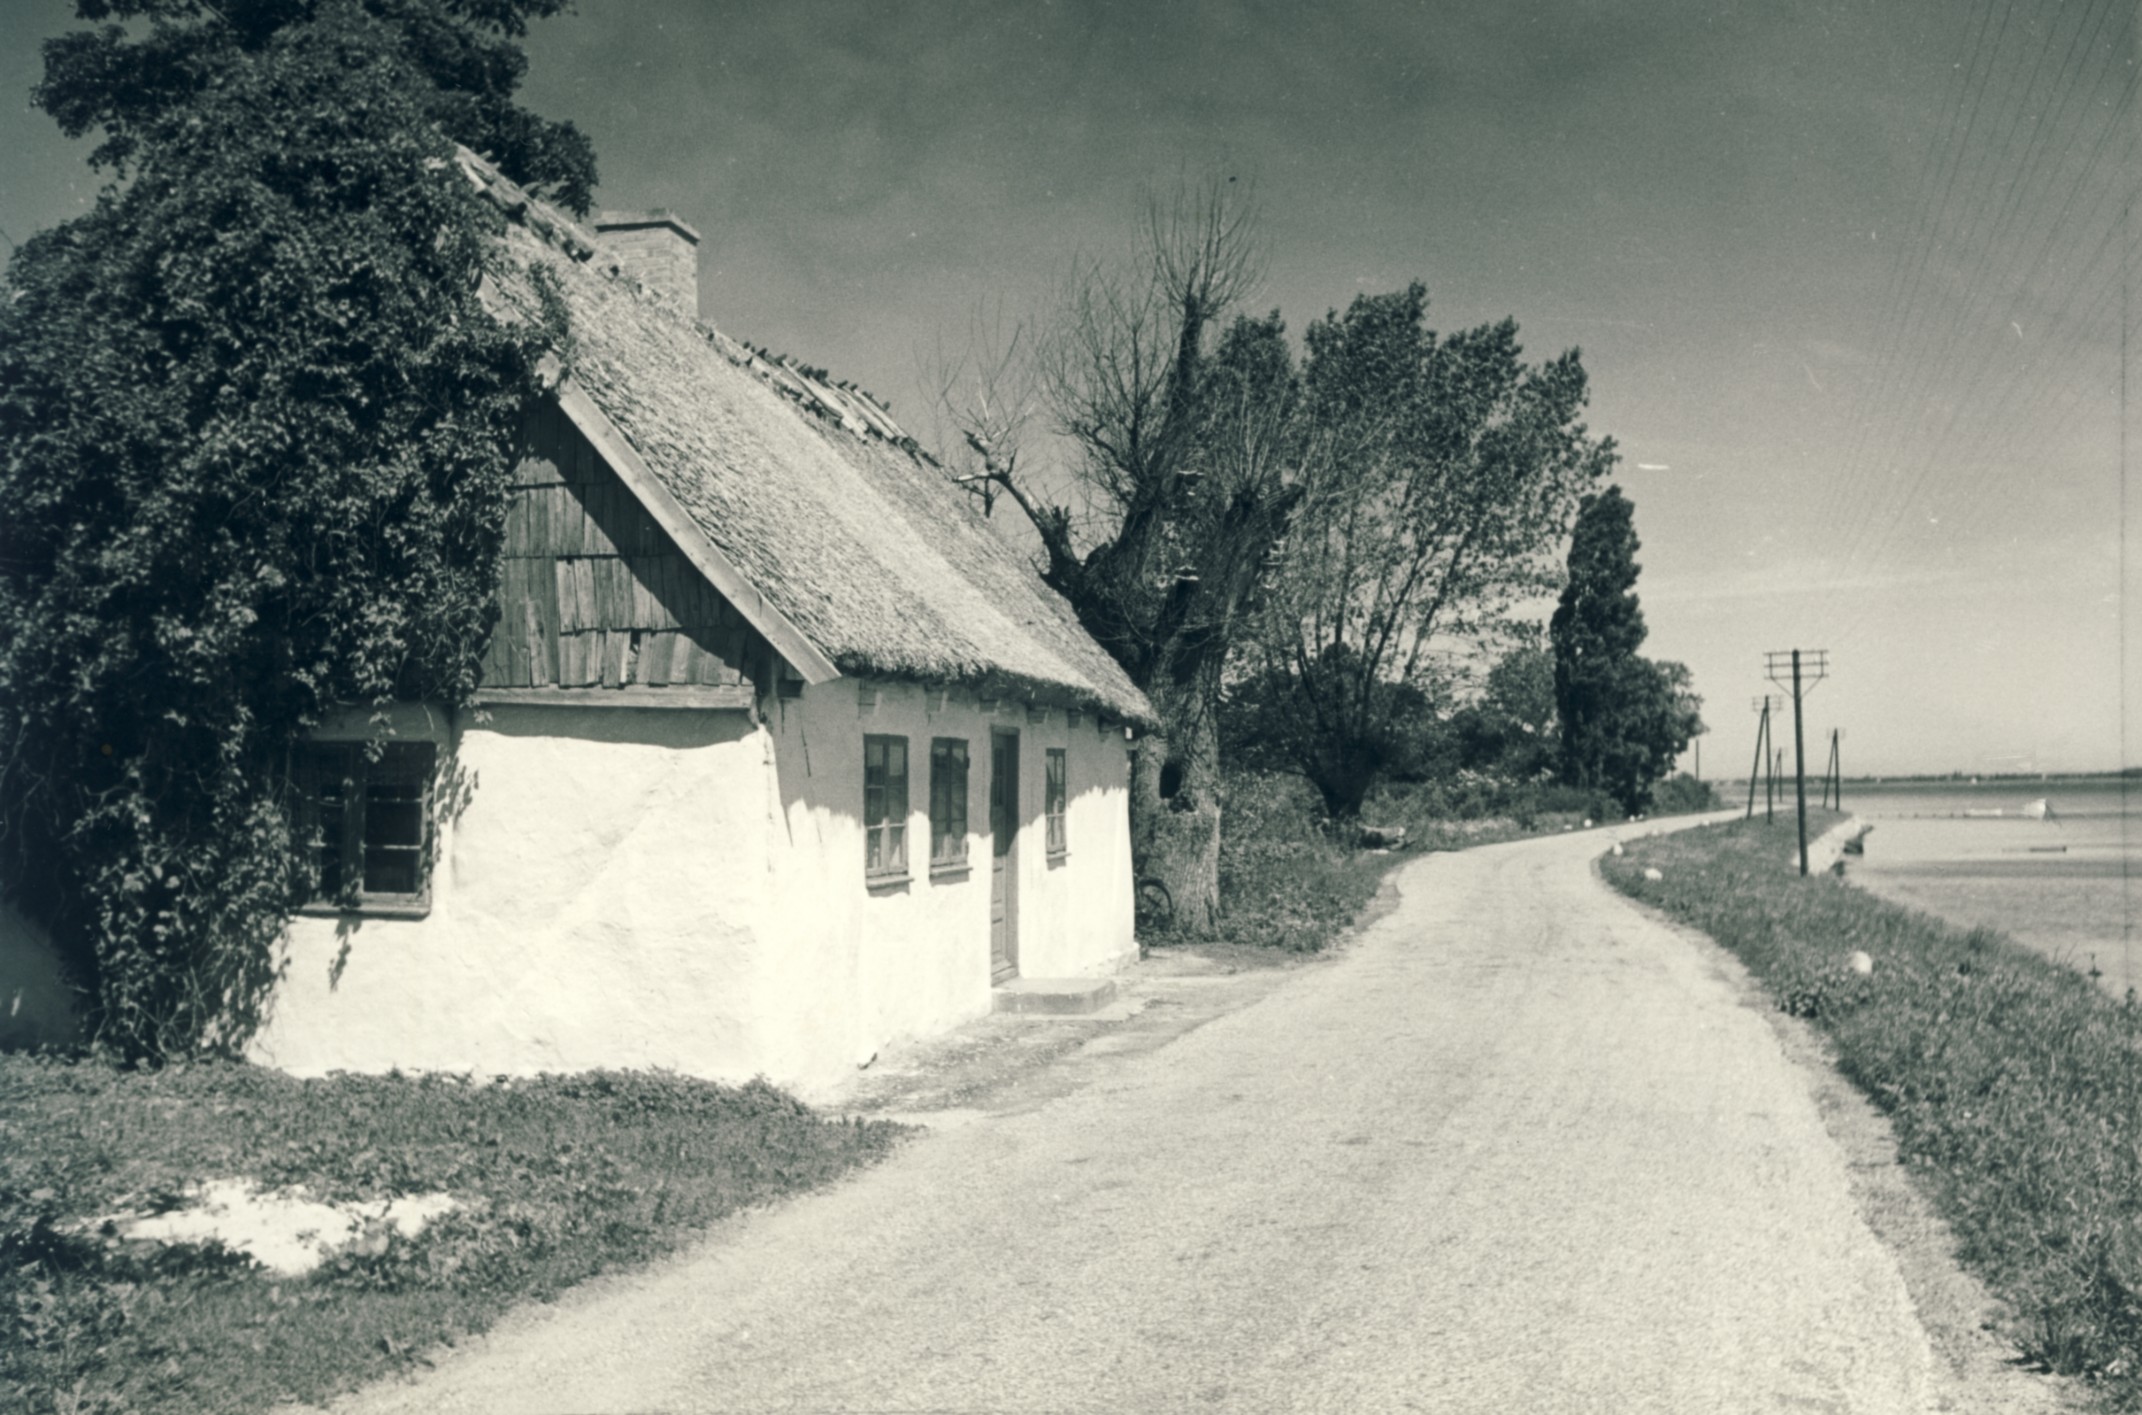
[331, 823, 2052, 1413]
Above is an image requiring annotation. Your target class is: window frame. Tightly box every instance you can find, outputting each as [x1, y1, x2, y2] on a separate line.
[293, 740, 438, 918]
[863, 733, 911, 883]
[1044, 747, 1068, 861]
[928, 737, 971, 876]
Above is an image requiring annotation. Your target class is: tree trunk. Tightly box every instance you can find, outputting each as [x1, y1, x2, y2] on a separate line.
[1128, 677, 1223, 936]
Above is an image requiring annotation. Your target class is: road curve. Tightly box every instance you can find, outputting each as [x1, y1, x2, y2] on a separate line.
[336, 823, 1946, 1413]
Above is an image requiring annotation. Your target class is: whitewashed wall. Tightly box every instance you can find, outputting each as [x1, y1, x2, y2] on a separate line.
[243, 681, 1136, 1094]
[756, 680, 1136, 1089]
[252, 702, 777, 1081]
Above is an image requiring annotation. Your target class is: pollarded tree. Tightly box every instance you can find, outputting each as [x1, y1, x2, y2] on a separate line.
[1250, 285, 1612, 817]
[939, 182, 1303, 933]
[0, 0, 591, 1058]
[1549, 486, 1702, 813]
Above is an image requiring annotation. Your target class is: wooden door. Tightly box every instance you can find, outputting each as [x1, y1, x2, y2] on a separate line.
[990, 730, 1019, 982]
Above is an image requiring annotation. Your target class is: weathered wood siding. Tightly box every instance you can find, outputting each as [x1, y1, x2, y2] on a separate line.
[482, 400, 767, 691]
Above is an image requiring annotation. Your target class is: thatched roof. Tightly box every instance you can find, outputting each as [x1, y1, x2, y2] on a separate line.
[457, 149, 1153, 727]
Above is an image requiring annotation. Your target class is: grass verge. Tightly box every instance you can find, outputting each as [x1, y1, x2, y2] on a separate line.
[2, 1059, 906, 1415]
[1604, 813, 2142, 1405]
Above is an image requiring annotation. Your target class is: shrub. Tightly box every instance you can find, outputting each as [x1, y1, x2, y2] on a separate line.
[1649, 772, 1719, 815]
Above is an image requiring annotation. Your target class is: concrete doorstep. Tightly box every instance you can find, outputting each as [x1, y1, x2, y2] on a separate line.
[990, 977, 1118, 1015]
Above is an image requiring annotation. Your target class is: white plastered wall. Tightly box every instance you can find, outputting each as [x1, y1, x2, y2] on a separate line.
[251, 702, 779, 1081]
[242, 681, 1136, 1094]
[755, 678, 1136, 1091]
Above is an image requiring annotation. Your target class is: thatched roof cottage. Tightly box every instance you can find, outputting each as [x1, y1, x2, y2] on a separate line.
[2, 150, 1155, 1089]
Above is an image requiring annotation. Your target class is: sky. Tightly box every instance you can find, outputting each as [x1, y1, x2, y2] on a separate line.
[1, 0, 2135, 778]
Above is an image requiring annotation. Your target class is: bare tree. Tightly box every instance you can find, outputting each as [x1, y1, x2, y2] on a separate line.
[937, 177, 1299, 932]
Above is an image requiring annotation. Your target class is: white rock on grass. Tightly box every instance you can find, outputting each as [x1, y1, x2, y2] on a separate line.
[1642, 867, 1664, 882]
[1847, 950, 1874, 976]
[1610, 842, 1625, 856]
[84, 1179, 458, 1276]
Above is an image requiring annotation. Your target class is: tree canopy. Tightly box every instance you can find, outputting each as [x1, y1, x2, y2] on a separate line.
[1549, 486, 1702, 814]
[38, 0, 595, 212]
[1247, 285, 1612, 817]
[0, 0, 584, 1057]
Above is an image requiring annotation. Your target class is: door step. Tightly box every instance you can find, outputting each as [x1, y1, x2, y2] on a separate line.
[991, 977, 1118, 1015]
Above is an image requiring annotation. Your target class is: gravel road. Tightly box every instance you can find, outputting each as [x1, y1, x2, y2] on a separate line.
[329, 821, 2045, 1414]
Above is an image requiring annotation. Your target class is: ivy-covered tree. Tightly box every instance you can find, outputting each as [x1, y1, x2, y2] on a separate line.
[0, 0, 591, 1059]
[1549, 486, 1703, 814]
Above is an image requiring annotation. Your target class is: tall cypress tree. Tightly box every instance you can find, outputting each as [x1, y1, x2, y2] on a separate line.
[1550, 485, 1699, 813]
[0, 0, 591, 1058]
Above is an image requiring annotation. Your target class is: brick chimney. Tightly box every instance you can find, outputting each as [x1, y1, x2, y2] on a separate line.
[591, 210, 702, 318]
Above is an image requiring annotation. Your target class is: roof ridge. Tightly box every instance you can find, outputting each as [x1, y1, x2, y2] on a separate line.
[451, 145, 929, 461]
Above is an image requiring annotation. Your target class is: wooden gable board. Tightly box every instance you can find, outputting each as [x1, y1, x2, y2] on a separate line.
[553, 380, 840, 685]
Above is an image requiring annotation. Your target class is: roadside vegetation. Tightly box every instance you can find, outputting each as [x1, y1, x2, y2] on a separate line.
[1146, 469, 1713, 961]
[1143, 766, 1716, 956]
[1, 1059, 905, 1415]
[1605, 814, 2142, 1405]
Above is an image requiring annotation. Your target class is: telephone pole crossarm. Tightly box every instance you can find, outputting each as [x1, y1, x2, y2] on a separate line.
[1764, 650, 1830, 876]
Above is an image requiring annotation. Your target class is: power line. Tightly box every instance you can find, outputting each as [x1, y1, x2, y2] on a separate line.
[1765, 651, 1828, 875]
[1819, 39, 2138, 629]
[1810, 1, 2134, 614]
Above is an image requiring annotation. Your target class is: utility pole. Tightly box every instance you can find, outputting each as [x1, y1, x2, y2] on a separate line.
[1766, 650, 1830, 876]
[1747, 696, 1781, 821]
[1823, 729, 1842, 811]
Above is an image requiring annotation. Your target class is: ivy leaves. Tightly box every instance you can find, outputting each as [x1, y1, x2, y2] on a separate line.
[0, 0, 584, 1058]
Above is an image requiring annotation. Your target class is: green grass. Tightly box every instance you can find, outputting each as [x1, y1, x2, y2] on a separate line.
[1, 1059, 907, 1415]
[1604, 814, 2142, 1404]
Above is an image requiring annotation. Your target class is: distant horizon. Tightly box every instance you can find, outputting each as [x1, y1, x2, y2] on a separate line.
[1702, 768, 2141, 786]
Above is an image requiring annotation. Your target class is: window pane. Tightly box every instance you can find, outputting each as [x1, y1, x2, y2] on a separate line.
[363, 848, 423, 896]
[363, 798, 424, 849]
[1046, 749, 1067, 853]
[298, 747, 350, 901]
[931, 738, 968, 865]
[864, 736, 911, 875]
[361, 743, 432, 898]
